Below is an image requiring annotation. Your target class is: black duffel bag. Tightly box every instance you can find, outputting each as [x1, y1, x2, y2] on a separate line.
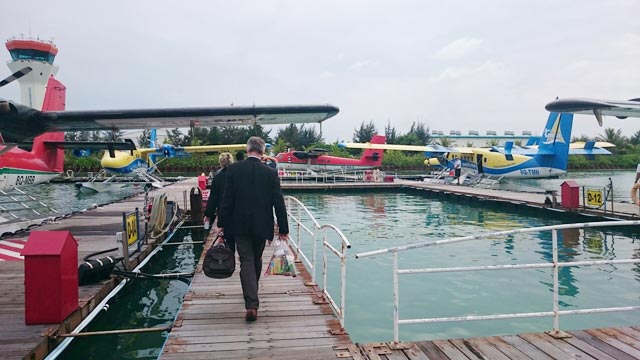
[203, 235, 235, 279]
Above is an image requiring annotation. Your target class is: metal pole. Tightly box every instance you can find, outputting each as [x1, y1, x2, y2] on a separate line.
[57, 325, 171, 338]
[340, 237, 347, 329]
[297, 206, 302, 259]
[322, 229, 328, 293]
[393, 249, 399, 342]
[312, 231, 317, 284]
[552, 229, 559, 333]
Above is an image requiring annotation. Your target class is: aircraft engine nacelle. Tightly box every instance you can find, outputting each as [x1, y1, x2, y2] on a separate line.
[0, 100, 19, 114]
[159, 144, 177, 158]
[72, 149, 92, 157]
[424, 157, 443, 166]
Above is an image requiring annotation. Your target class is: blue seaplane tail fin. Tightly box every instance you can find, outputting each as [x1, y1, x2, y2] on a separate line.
[534, 112, 573, 171]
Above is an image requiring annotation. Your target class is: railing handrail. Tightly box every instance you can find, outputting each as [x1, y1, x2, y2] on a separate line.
[357, 219, 640, 341]
[356, 219, 640, 258]
[284, 196, 350, 330]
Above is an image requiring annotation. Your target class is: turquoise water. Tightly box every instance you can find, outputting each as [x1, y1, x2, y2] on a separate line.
[286, 190, 640, 343]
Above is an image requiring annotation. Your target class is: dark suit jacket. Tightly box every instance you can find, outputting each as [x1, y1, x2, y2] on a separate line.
[218, 157, 289, 240]
[204, 167, 228, 221]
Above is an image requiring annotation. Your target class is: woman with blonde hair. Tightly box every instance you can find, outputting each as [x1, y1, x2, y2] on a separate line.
[204, 152, 235, 250]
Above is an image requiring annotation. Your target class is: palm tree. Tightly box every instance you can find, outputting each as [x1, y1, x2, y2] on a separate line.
[438, 137, 454, 147]
[485, 139, 501, 147]
[598, 128, 627, 153]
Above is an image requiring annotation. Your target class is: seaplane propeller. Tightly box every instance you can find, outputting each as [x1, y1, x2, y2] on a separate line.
[0, 67, 32, 89]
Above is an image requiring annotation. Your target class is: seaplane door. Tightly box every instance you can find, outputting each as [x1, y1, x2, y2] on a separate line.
[476, 154, 484, 174]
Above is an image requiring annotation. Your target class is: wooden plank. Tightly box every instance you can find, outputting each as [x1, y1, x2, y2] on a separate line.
[499, 335, 554, 360]
[570, 330, 637, 360]
[518, 333, 587, 359]
[484, 336, 532, 360]
[403, 343, 431, 360]
[585, 329, 640, 358]
[384, 349, 410, 360]
[463, 338, 511, 360]
[596, 327, 640, 351]
[163, 345, 341, 359]
[562, 334, 619, 360]
[432, 339, 472, 359]
[415, 341, 449, 360]
[450, 338, 487, 359]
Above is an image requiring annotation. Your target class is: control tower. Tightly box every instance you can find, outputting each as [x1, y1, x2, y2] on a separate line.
[5, 37, 59, 110]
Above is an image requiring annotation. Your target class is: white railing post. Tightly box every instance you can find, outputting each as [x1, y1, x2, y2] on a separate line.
[312, 231, 317, 284]
[393, 249, 399, 342]
[552, 229, 559, 333]
[340, 234, 348, 329]
[296, 206, 302, 259]
[322, 228, 328, 297]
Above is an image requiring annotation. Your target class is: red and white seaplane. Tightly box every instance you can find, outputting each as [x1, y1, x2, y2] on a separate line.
[275, 135, 386, 173]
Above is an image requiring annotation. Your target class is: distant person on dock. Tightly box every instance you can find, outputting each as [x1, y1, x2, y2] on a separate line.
[204, 152, 235, 250]
[218, 136, 289, 322]
[454, 158, 462, 184]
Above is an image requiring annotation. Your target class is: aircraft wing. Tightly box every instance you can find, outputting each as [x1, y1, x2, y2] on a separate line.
[339, 142, 473, 154]
[509, 141, 613, 156]
[0, 102, 339, 142]
[40, 140, 137, 151]
[138, 144, 246, 156]
[545, 98, 640, 125]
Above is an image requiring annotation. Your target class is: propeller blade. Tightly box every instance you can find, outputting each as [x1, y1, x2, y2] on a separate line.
[0, 67, 33, 88]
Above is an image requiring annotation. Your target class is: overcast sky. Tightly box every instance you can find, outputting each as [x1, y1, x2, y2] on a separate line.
[2, 0, 640, 143]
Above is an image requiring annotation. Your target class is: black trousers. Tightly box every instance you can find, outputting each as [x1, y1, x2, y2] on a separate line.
[235, 235, 267, 309]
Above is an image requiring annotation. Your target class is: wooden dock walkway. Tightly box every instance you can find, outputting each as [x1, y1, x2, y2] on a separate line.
[161, 231, 352, 359]
[350, 326, 640, 359]
[0, 178, 198, 360]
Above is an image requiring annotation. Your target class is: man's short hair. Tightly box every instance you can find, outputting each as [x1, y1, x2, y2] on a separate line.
[247, 136, 266, 155]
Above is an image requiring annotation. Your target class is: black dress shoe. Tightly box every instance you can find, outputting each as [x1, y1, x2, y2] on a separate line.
[245, 308, 257, 322]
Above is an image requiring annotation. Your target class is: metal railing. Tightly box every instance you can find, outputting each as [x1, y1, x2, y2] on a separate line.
[280, 169, 384, 184]
[284, 195, 351, 328]
[356, 220, 640, 342]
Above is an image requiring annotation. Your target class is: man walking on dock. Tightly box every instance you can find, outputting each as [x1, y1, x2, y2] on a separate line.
[218, 136, 289, 322]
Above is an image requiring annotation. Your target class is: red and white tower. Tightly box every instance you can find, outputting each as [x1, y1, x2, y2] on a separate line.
[5, 37, 59, 110]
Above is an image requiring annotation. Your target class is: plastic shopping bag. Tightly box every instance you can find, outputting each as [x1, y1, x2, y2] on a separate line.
[265, 240, 297, 276]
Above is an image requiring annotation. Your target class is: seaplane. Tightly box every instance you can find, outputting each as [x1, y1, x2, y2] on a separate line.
[76, 138, 246, 193]
[342, 111, 613, 181]
[275, 134, 386, 174]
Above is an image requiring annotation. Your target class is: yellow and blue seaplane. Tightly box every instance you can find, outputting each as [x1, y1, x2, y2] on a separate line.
[342, 111, 614, 182]
[76, 138, 245, 193]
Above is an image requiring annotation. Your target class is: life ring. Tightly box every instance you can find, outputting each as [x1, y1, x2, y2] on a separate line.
[631, 182, 640, 206]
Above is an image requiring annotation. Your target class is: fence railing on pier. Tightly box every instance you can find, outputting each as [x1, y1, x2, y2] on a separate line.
[356, 220, 640, 342]
[284, 196, 351, 329]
